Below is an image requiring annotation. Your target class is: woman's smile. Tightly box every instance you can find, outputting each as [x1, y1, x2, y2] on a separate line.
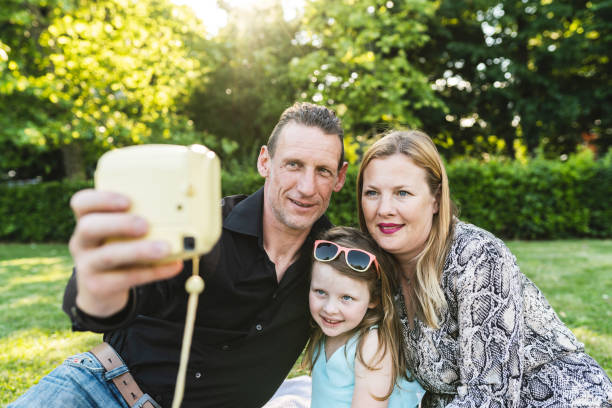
[378, 223, 404, 234]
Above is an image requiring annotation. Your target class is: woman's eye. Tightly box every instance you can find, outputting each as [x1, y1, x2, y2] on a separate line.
[364, 190, 378, 197]
[314, 289, 326, 296]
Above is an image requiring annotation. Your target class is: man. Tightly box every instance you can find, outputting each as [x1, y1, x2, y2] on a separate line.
[10, 102, 348, 408]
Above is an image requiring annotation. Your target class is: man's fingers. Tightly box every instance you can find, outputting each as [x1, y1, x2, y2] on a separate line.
[82, 261, 184, 296]
[73, 213, 149, 250]
[85, 239, 173, 271]
[70, 189, 130, 220]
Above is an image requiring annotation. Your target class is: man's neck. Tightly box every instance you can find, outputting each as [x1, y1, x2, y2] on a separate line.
[262, 216, 311, 283]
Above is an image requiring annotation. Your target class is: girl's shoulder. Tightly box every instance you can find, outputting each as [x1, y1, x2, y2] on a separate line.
[359, 327, 380, 359]
[353, 327, 388, 371]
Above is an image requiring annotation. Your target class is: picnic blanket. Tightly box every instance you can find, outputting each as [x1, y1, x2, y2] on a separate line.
[261, 375, 312, 408]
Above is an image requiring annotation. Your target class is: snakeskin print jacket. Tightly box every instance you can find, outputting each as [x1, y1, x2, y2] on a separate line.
[398, 221, 611, 407]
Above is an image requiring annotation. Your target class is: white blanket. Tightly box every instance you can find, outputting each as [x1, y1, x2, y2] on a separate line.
[261, 376, 312, 408]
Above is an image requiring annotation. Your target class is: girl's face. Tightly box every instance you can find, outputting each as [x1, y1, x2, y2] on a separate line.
[309, 262, 375, 342]
[361, 154, 439, 264]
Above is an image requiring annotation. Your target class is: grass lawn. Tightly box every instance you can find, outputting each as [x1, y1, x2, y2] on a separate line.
[1, 240, 611, 405]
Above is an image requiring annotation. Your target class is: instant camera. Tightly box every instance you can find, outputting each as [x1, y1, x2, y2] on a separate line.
[94, 144, 222, 262]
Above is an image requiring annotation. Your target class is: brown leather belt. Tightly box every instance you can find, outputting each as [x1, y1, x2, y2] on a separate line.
[90, 342, 157, 408]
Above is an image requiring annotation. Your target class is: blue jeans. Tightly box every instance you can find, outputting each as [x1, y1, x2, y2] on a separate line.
[8, 351, 161, 408]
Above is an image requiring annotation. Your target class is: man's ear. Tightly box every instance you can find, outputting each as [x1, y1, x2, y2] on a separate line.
[333, 161, 349, 192]
[257, 146, 270, 177]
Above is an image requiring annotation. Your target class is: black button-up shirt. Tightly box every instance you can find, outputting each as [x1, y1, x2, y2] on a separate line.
[63, 188, 331, 407]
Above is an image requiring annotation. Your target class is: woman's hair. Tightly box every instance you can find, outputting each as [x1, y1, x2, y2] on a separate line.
[357, 130, 458, 328]
[303, 226, 407, 400]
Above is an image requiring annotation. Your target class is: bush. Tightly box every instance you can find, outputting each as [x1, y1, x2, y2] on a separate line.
[448, 149, 612, 239]
[0, 181, 91, 242]
[1, 150, 610, 242]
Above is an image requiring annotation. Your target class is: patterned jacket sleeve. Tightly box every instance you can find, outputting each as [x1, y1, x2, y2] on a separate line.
[446, 234, 524, 408]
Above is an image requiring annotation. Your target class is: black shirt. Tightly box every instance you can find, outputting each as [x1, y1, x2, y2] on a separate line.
[63, 188, 331, 407]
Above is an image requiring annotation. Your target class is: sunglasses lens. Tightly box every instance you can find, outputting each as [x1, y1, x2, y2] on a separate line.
[315, 242, 339, 261]
[346, 250, 371, 272]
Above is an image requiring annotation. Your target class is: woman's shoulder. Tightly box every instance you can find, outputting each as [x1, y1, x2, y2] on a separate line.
[444, 221, 518, 284]
[450, 221, 514, 262]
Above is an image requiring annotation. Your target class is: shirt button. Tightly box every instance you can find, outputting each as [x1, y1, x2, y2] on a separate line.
[255, 324, 263, 331]
[272, 293, 278, 299]
[195, 372, 202, 379]
[222, 344, 230, 351]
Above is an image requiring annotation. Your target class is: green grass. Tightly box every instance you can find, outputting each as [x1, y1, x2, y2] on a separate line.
[1, 241, 610, 405]
[0, 244, 101, 406]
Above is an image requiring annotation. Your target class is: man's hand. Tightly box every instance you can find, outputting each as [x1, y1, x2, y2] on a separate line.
[69, 189, 183, 317]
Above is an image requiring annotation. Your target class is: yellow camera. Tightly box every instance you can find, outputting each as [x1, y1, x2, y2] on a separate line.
[94, 144, 222, 262]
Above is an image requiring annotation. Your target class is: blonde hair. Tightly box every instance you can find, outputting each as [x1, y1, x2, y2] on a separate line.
[303, 226, 408, 400]
[357, 130, 457, 328]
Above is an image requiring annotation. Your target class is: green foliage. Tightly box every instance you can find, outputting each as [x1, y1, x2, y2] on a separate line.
[327, 164, 359, 227]
[289, 0, 444, 137]
[0, 0, 212, 179]
[3, 0, 610, 179]
[449, 149, 612, 239]
[417, 0, 612, 157]
[0, 181, 91, 242]
[184, 0, 300, 163]
[221, 162, 265, 196]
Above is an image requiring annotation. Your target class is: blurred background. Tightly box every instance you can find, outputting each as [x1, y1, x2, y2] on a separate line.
[1, 0, 610, 180]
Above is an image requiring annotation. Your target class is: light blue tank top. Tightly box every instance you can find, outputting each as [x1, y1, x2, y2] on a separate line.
[311, 331, 425, 408]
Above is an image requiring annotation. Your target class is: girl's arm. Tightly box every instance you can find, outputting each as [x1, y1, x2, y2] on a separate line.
[351, 329, 392, 408]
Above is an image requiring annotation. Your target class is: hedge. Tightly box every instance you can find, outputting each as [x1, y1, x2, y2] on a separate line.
[1, 150, 610, 242]
[448, 151, 612, 239]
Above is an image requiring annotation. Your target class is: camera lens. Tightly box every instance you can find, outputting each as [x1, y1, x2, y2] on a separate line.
[183, 236, 196, 250]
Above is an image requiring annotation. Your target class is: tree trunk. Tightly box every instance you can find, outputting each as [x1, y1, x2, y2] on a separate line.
[61, 142, 86, 181]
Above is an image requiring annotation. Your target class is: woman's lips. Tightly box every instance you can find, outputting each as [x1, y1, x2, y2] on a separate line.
[378, 223, 403, 234]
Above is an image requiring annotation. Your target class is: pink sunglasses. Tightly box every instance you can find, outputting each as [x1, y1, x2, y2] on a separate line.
[313, 240, 380, 278]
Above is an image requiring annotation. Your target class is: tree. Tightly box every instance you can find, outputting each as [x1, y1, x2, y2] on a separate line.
[0, 0, 211, 180]
[289, 0, 444, 142]
[417, 0, 612, 158]
[184, 0, 301, 164]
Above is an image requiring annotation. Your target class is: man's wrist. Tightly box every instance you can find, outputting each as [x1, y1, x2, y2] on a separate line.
[70, 289, 136, 332]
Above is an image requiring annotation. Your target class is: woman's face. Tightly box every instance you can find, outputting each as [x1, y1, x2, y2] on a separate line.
[361, 154, 439, 264]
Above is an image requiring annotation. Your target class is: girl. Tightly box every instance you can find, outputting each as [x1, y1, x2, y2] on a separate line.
[305, 226, 424, 408]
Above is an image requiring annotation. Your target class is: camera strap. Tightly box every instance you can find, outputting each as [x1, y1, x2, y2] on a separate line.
[170, 194, 247, 408]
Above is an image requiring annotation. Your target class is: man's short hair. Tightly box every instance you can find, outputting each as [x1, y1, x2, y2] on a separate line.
[267, 102, 345, 169]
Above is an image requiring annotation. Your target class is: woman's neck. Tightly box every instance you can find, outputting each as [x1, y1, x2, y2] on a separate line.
[398, 257, 417, 282]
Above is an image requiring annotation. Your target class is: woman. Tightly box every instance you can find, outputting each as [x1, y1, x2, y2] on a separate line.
[357, 130, 612, 407]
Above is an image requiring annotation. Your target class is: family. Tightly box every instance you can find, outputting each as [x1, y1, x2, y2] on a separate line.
[10, 102, 612, 407]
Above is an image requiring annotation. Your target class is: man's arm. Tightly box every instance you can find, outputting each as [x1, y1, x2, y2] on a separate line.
[67, 189, 183, 318]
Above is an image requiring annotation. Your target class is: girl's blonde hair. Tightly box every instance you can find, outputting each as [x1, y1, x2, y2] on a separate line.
[357, 130, 458, 328]
[303, 226, 407, 400]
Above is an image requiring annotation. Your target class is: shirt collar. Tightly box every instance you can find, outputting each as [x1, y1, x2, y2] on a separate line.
[224, 187, 332, 244]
